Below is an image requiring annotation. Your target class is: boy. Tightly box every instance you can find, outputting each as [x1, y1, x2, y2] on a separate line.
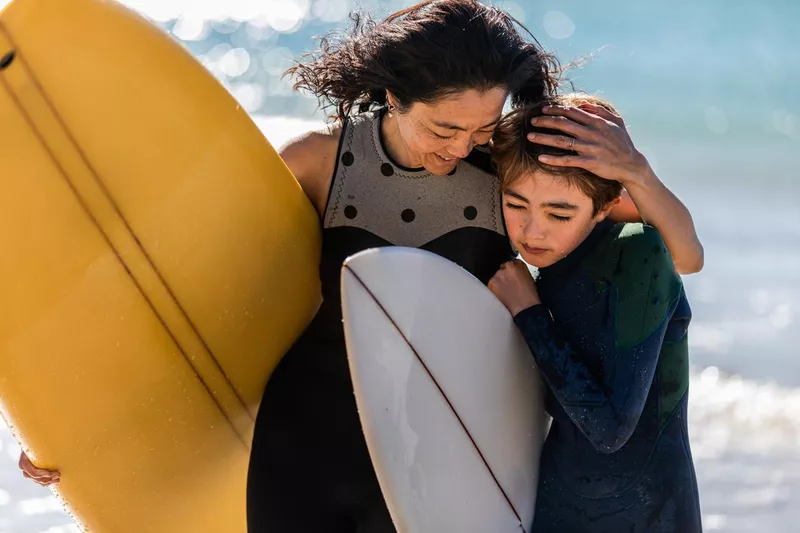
[488, 95, 702, 533]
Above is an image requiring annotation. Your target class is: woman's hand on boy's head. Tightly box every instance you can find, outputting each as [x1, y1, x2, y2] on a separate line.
[575, 101, 624, 126]
[488, 260, 541, 317]
[526, 104, 654, 186]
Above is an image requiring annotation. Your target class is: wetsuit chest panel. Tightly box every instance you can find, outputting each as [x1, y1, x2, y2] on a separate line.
[323, 111, 506, 249]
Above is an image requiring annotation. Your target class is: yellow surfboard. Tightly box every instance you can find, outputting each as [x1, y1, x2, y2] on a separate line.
[0, 0, 321, 531]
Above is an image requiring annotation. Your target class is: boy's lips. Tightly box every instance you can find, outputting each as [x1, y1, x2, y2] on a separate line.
[522, 244, 549, 255]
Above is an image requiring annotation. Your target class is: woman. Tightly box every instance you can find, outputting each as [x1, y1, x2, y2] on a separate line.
[245, 2, 702, 532]
[20, 2, 704, 532]
[489, 95, 701, 532]
[246, 3, 557, 530]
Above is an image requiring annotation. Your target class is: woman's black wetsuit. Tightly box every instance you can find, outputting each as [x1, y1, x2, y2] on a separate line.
[246, 109, 513, 532]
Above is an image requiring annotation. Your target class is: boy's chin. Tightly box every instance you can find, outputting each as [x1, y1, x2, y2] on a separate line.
[518, 251, 563, 270]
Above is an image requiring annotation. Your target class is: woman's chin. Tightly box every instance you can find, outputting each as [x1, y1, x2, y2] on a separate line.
[424, 156, 458, 175]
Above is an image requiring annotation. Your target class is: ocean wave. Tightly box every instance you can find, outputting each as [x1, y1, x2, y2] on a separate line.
[2, 366, 799, 532]
[689, 366, 800, 458]
[3, 367, 797, 459]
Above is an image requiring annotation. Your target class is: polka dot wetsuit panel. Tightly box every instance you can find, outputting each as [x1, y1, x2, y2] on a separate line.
[246, 109, 514, 533]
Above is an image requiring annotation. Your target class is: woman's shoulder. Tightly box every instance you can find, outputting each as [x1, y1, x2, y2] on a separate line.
[279, 122, 343, 164]
[279, 122, 344, 215]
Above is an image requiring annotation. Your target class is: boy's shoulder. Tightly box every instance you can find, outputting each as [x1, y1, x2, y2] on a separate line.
[615, 223, 668, 257]
[591, 227, 683, 347]
[586, 222, 676, 283]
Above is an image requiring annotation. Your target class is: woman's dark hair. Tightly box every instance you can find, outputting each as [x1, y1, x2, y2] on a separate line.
[286, 0, 561, 122]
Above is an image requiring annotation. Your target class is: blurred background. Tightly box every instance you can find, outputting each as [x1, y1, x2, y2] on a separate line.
[0, 0, 798, 531]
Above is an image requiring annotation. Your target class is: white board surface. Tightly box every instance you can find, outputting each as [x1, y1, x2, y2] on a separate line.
[341, 247, 548, 533]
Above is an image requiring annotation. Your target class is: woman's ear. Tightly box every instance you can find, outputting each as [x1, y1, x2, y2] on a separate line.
[385, 90, 397, 111]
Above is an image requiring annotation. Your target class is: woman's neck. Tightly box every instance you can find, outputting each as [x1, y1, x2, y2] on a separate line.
[380, 111, 423, 169]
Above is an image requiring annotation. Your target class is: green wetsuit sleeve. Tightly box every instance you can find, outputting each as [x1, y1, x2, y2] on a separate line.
[514, 225, 683, 453]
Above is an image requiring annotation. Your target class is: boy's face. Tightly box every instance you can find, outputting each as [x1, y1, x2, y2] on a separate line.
[503, 170, 615, 268]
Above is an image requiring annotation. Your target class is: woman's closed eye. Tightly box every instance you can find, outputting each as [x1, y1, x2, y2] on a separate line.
[429, 129, 455, 140]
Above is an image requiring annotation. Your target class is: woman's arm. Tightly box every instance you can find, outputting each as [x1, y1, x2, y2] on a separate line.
[529, 104, 704, 275]
[612, 168, 704, 275]
[278, 125, 342, 217]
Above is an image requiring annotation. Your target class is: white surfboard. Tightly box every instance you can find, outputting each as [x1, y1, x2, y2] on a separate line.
[341, 247, 548, 533]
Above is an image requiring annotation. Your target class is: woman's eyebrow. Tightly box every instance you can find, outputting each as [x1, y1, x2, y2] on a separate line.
[431, 117, 500, 131]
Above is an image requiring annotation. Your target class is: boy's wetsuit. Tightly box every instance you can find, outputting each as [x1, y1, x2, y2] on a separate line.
[513, 220, 702, 533]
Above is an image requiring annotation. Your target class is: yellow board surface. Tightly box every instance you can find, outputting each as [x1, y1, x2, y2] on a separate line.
[0, 0, 322, 530]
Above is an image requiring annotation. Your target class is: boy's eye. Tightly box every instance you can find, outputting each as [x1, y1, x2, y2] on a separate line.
[550, 214, 571, 222]
[504, 202, 525, 210]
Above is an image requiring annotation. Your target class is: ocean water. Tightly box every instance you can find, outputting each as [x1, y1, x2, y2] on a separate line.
[0, 0, 798, 531]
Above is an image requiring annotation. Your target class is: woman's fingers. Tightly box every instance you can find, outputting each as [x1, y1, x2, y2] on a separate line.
[527, 131, 588, 153]
[537, 153, 597, 170]
[541, 104, 605, 127]
[530, 114, 587, 137]
[576, 102, 625, 127]
[19, 452, 60, 485]
[22, 469, 60, 486]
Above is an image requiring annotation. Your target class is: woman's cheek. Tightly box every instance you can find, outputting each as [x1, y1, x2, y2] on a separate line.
[409, 133, 437, 155]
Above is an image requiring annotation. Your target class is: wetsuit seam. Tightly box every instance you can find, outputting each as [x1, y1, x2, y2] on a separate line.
[322, 118, 350, 222]
[325, 120, 354, 227]
[679, 395, 694, 460]
[491, 170, 501, 234]
[371, 110, 432, 179]
[657, 390, 689, 440]
[682, 408, 704, 525]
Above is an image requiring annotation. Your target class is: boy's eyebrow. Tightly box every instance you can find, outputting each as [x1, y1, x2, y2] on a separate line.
[504, 189, 529, 203]
[431, 117, 501, 131]
[542, 201, 578, 210]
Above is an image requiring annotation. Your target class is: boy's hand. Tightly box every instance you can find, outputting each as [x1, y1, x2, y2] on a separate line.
[488, 260, 541, 317]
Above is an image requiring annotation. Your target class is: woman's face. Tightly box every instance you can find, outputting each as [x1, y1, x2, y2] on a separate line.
[503, 170, 616, 268]
[390, 87, 508, 176]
